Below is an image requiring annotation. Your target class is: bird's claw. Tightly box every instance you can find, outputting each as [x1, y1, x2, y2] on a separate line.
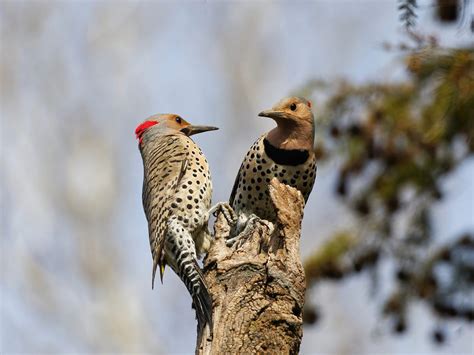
[225, 235, 240, 247]
[225, 214, 274, 247]
[256, 218, 274, 235]
[245, 214, 274, 235]
[209, 202, 237, 226]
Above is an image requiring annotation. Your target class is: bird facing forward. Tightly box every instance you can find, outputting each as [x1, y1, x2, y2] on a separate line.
[229, 97, 317, 239]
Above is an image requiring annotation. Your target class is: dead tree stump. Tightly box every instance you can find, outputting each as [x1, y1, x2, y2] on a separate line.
[196, 178, 306, 354]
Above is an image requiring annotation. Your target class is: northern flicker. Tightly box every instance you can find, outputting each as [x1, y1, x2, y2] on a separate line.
[229, 97, 316, 238]
[136, 113, 235, 330]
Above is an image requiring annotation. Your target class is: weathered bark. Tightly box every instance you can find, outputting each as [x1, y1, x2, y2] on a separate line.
[196, 179, 306, 354]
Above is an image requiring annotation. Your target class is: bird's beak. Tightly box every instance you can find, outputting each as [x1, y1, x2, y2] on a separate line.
[181, 125, 219, 136]
[258, 110, 290, 120]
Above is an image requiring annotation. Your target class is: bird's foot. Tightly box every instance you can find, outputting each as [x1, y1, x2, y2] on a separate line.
[226, 214, 274, 247]
[208, 202, 237, 227]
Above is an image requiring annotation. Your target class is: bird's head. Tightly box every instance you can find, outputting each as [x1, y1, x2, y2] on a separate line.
[259, 97, 315, 150]
[135, 114, 218, 144]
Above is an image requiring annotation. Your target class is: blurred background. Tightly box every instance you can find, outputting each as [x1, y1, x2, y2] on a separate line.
[1, 0, 473, 354]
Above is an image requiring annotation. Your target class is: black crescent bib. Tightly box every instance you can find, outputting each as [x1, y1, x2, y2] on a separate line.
[263, 138, 309, 166]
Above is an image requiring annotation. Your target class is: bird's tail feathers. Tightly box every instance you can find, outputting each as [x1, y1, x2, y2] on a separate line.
[180, 259, 213, 333]
[151, 257, 166, 289]
[192, 260, 213, 331]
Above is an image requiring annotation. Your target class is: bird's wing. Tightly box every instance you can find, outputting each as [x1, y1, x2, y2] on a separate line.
[229, 136, 263, 206]
[141, 135, 188, 288]
[229, 161, 244, 207]
[303, 153, 317, 203]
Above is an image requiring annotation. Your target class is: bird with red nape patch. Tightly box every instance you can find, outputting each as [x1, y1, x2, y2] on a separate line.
[135, 113, 236, 333]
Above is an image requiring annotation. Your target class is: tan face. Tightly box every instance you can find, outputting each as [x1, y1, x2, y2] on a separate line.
[259, 96, 314, 125]
[151, 113, 191, 130]
[135, 113, 218, 143]
[260, 97, 315, 150]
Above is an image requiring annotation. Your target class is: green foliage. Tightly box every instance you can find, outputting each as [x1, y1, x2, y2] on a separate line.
[303, 45, 474, 340]
[305, 231, 358, 281]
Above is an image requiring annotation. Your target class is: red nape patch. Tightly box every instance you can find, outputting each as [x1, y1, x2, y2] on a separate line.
[308, 101, 312, 108]
[135, 120, 158, 143]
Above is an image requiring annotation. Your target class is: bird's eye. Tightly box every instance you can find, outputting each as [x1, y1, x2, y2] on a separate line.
[290, 103, 297, 111]
[175, 117, 182, 124]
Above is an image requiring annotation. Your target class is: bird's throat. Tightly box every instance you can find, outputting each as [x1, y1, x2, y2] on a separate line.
[266, 124, 314, 151]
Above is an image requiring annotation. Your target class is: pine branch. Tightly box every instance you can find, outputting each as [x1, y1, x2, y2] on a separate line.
[398, 0, 418, 29]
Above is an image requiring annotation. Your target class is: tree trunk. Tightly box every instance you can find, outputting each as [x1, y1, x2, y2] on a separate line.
[196, 179, 306, 354]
